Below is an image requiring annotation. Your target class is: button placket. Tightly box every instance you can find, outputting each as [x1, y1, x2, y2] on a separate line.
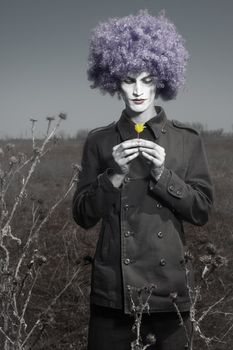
[120, 184, 133, 313]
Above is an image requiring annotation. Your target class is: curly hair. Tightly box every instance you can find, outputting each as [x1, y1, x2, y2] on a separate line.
[87, 9, 189, 100]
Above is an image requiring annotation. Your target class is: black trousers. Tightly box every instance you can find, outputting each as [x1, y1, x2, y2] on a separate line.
[87, 304, 192, 350]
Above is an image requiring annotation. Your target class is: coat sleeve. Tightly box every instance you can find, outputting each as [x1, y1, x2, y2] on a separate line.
[148, 133, 213, 226]
[72, 134, 121, 229]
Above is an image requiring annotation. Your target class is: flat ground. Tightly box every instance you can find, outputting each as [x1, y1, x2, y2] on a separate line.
[0, 134, 232, 349]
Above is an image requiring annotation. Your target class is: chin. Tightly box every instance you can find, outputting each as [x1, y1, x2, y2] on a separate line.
[132, 107, 147, 113]
[129, 102, 151, 113]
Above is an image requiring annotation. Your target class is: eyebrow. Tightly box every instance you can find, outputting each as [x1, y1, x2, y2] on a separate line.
[125, 75, 153, 80]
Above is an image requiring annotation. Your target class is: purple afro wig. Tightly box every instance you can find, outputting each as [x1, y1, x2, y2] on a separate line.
[87, 9, 189, 100]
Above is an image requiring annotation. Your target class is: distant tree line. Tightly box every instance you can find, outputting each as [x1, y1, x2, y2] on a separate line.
[74, 124, 231, 143]
[186, 122, 225, 137]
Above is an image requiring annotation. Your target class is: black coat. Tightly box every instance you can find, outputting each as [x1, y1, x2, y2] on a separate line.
[72, 106, 213, 314]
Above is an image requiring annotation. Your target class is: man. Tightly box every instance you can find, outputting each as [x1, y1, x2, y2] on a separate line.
[73, 10, 213, 350]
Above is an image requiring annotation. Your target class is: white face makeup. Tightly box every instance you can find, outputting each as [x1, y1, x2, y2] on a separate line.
[120, 71, 156, 114]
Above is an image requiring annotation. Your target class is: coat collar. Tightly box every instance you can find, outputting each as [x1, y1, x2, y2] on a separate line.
[116, 105, 167, 141]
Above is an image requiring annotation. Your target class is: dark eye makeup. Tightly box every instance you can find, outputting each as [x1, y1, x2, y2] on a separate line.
[123, 76, 153, 84]
[142, 77, 153, 84]
[123, 77, 135, 84]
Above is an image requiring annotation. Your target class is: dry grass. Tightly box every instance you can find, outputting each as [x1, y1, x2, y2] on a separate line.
[0, 134, 232, 349]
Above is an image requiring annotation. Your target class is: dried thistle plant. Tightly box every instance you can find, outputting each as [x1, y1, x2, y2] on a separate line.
[127, 242, 232, 350]
[200, 243, 228, 280]
[0, 114, 81, 349]
[171, 245, 232, 350]
[128, 284, 156, 350]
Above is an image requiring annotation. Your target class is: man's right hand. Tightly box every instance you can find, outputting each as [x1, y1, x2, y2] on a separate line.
[109, 139, 140, 187]
[112, 139, 140, 174]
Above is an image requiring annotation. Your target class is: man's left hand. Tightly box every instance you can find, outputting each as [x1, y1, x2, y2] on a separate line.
[138, 139, 166, 180]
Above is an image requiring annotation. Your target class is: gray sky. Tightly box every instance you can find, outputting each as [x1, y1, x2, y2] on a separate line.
[1, 0, 233, 138]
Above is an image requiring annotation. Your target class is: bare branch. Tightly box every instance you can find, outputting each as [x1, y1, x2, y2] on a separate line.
[21, 266, 81, 347]
[0, 327, 14, 345]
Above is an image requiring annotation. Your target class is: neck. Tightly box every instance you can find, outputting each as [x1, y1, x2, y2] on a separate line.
[125, 103, 157, 124]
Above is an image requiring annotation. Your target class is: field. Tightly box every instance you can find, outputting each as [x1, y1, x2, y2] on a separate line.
[0, 132, 232, 349]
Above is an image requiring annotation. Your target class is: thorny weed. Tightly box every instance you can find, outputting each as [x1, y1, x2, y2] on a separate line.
[128, 284, 156, 350]
[128, 243, 231, 350]
[170, 246, 231, 350]
[0, 114, 81, 350]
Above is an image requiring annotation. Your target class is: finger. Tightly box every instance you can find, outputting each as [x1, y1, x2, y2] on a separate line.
[139, 139, 165, 152]
[116, 149, 139, 164]
[113, 139, 140, 152]
[120, 151, 139, 165]
[113, 147, 138, 162]
[141, 151, 164, 167]
[124, 151, 139, 163]
[119, 147, 139, 157]
[139, 147, 164, 160]
[137, 139, 156, 149]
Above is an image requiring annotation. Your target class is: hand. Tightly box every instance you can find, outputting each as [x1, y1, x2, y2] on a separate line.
[138, 139, 166, 180]
[112, 139, 140, 175]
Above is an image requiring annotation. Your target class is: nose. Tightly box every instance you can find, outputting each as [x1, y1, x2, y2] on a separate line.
[133, 81, 143, 97]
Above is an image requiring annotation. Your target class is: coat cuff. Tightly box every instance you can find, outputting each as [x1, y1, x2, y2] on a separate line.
[149, 167, 185, 199]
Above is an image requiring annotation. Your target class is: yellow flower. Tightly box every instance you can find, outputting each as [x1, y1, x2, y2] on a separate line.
[134, 123, 145, 134]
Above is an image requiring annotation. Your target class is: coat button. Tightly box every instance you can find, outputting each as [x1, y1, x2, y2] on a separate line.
[124, 230, 131, 237]
[161, 128, 167, 134]
[159, 258, 166, 266]
[176, 190, 182, 196]
[180, 258, 185, 265]
[157, 231, 163, 238]
[124, 176, 131, 183]
[124, 204, 129, 211]
[156, 203, 162, 208]
[169, 185, 174, 191]
[124, 258, 131, 265]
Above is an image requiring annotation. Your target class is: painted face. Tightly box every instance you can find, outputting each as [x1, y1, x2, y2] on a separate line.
[120, 71, 156, 113]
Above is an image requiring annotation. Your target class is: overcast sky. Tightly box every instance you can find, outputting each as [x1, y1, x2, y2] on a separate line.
[1, 0, 233, 138]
